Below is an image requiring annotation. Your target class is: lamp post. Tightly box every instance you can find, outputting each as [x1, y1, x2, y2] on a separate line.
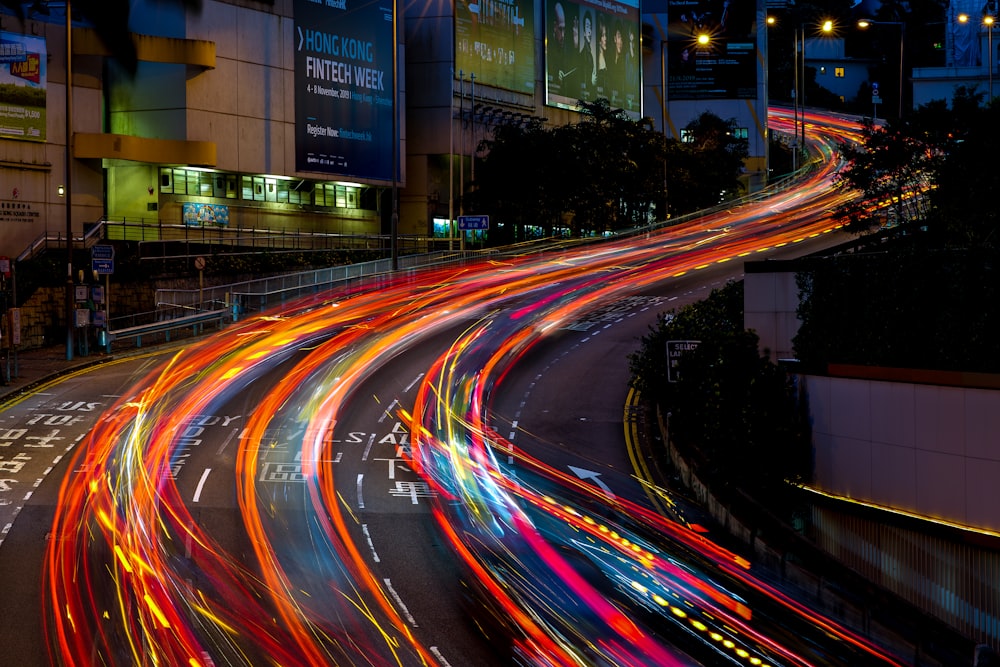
[857, 18, 906, 118]
[64, 0, 74, 361]
[795, 21, 834, 162]
[793, 26, 800, 166]
[660, 37, 668, 217]
[986, 15, 995, 98]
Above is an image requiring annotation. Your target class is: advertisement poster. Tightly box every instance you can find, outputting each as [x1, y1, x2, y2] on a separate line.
[294, 0, 395, 181]
[666, 0, 757, 100]
[182, 202, 230, 227]
[0, 31, 46, 142]
[456, 0, 536, 94]
[545, 0, 641, 118]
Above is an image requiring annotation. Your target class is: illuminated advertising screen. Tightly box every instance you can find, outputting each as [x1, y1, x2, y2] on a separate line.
[667, 0, 757, 100]
[294, 0, 395, 181]
[456, 0, 536, 94]
[545, 0, 641, 118]
[0, 31, 46, 142]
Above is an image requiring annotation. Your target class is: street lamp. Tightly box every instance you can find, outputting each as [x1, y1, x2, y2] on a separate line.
[64, 0, 74, 361]
[660, 37, 668, 217]
[857, 18, 906, 118]
[795, 20, 834, 159]
[986, 14, 995, 98]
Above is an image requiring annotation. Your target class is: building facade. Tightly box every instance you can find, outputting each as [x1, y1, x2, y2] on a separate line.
[1, 0, 769, 264]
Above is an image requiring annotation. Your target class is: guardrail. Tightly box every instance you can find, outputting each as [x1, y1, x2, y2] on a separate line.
[105, 307, 230, 352]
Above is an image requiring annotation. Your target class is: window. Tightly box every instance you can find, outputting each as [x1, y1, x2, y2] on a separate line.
[241, 176, 254, 201]
[159, 168, 173, 192]
[731, 127, 749, 140]
[432, 217, 452, 237]
[835, 67, 845, 78]
[157, 169, 362, 210]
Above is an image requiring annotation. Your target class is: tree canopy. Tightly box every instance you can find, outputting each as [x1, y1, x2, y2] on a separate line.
[628, 280, 812, 501]
[834, 87, 1000, 249]
[469, 101, 748, 243]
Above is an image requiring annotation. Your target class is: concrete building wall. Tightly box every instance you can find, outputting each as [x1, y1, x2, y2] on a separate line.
[744, 261, 1000, 535]
[804, 372, 1000, 535]
[744, 264, 799, 361]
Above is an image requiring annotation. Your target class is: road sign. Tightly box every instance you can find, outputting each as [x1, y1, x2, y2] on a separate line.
[458, 215, 489, 231]
[91, 244, 115, 260]
[92, 259, 115, 275]
[666, 339, 701, 383]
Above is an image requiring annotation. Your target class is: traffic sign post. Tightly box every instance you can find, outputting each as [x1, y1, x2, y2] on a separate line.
[90, 245, 114, 349]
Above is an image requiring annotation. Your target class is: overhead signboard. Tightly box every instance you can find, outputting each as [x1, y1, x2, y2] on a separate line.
[293, 0, 395, 181]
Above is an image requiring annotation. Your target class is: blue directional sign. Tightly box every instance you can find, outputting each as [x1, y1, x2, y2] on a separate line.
[458, 215, 489, 231]
[91, 244, 115, 260]
[92, 259, 114, 275]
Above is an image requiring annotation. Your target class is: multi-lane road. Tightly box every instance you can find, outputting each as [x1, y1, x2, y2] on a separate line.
[0, 110, 914, 666]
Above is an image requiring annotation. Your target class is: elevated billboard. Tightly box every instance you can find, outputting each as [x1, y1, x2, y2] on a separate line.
[294, 0, 395, 181]
[0, 31, 46, 142]
[545, 0, 641, 118]
[456, 0, 536, 94]
[666, 0, 757, 100]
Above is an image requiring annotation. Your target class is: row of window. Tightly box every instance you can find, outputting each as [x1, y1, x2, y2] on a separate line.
[159, 168, 361, 209]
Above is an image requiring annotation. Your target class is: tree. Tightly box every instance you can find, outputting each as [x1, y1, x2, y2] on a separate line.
[834, 87, 999, 248]
[628, 280, 812, 501]
[2, 0, 204, 77]
[664, 112, 749, 215]
[471, 99, 666, 241]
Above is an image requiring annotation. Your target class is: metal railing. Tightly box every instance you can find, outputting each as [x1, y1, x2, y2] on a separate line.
[105, 307, 230, 351]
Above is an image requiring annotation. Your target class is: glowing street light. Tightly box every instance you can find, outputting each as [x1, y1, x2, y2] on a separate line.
[795, 20, 835, 152]
[958, 12, 995, 99]
[986, 14, 996, 98]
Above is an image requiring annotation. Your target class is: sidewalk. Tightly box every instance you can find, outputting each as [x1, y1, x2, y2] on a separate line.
[0, 344, 120, 405]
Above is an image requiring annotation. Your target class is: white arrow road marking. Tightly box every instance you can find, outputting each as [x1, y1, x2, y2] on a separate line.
[567, 465, 615, 500]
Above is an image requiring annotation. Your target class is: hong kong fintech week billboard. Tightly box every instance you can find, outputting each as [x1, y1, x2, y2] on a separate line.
[294, 0, 395, 181]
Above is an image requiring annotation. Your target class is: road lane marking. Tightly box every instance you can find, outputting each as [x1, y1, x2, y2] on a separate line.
[193, 468, 211, 503]
[382, 578, 417, 626]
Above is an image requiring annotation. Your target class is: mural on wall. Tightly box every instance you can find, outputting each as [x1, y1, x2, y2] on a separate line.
[0, 31, 46, 142]
[293, 0, 395, 181]
[545, 0, 641, 118]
